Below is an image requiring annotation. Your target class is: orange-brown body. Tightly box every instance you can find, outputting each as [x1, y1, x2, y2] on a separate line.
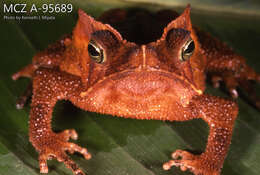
[12, 5, 260, 175]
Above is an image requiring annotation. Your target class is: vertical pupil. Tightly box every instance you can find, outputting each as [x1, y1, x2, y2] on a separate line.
[88, 43, 100, 57]
[184, 41, 195, 54]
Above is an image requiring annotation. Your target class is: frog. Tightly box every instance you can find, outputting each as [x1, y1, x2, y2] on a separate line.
[12, 5, 260, 175]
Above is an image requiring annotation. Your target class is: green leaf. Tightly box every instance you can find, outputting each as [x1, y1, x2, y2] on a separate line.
[1, 0, 260, 175]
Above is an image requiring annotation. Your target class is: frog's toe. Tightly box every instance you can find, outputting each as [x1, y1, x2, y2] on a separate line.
[59, 129, 79, 141]
[56, 152, 86, 175]
[58, 130, 91, 159]
[39, 150, 86, 175]
[211, 75, 222, 88]
[65, 142, 92, 160]
[39, 154, 48, 173]
[35, 131, 91, 175]
[210, 74, 239, 98]
[171, 149, 195, 160]
[222, 75, 239, 98]
[163, 150, 220, 175]
[163, 149, 196, 172]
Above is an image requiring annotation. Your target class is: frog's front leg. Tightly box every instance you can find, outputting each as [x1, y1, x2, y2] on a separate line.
[30, 68, 91, 175]
[163, 95, 238, 175]
[12, 35, 72, 109]
[12, 35, 71, 81]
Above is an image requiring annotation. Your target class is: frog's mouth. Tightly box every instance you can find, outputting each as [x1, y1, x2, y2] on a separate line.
[102, 69, 202, 96]
[80, 69, 202, 118]
[82, 69, 202, 105]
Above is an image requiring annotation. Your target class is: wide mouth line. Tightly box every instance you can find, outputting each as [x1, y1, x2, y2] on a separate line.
[84, 67, 202, 96]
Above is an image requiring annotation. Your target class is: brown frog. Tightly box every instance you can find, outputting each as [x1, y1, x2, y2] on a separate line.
[12, 5, 260, 175]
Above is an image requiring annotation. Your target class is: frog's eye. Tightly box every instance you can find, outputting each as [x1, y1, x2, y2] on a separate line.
[181, 39, 195, 61]
[88, 40, 105, 63]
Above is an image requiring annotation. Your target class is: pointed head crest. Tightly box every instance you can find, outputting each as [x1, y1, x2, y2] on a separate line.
[161, 5, 192, 40]
[73, 9, 122, 47]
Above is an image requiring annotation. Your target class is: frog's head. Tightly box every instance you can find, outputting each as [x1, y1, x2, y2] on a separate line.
[61, 5, 206, 113]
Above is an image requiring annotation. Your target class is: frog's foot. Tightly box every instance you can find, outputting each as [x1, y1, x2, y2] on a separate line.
[15, 82, 32, 109]
[211, 74, 239, 98]
[12, 64, 36, 109]
[35, 129, 91, 175]
[163, 150, 220, 175]
[211, 68, 260, 110]
[12, 64, 35, 80]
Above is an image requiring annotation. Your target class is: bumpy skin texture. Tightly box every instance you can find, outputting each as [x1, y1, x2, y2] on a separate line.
[12, 5, 260, 175]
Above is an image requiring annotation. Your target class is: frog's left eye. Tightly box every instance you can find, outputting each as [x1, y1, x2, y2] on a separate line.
[181, 39, 195, 61]
[88, 40, 105, 63]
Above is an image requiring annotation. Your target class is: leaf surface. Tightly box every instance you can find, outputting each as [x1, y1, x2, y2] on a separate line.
[0, 1, 260, 175]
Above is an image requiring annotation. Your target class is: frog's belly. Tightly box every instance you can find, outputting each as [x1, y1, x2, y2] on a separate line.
[75, 71, 200, 121]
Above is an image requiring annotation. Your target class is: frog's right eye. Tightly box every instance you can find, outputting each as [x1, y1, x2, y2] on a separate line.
[181, 38, 195, 61]
[88, 40, 105, 63]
